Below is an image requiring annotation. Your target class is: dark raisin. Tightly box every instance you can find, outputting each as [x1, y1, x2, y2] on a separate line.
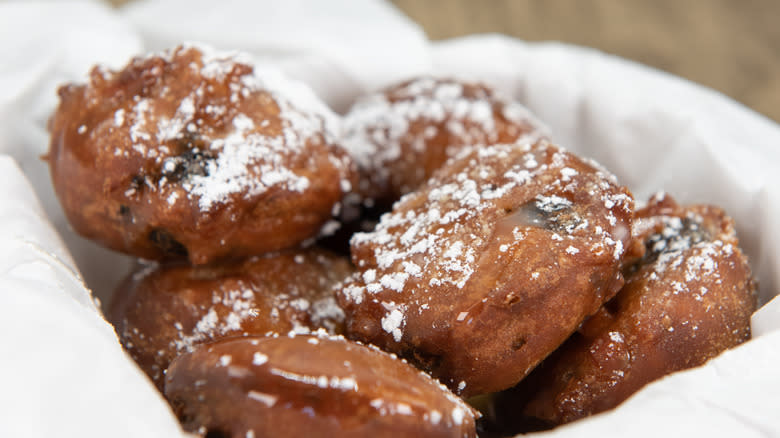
[511, 336, 527, 351]
[130, 175, 145, 191]
[643, 217, 711, 264]
[498, 196, 583, 236]
[204, 429, 231, 438]
[148, 228, 188, 257]
[161, 148, 214, 183]
[603, 297, 621, 316]
[411, 350, 443, 375]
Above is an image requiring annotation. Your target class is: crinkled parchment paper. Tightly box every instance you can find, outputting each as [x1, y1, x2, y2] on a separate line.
[1, 1, 778, 436]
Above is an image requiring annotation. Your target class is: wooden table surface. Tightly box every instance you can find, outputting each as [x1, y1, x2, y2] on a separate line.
[392, 0, 780, 123]
[105, 0, 778, 123]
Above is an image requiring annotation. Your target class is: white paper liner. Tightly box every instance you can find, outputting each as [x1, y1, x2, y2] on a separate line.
[0, 0, 143, 303]
[538, 329, 780, 438]
[0, 1, 778, 437]
[752, 295, 780, 338]
[0, 157, 184, 437]
[121, 0, 433, 112]
[430, 35, 780, 305]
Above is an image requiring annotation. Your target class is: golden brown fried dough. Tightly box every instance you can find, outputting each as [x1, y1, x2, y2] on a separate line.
[341, 77, 546, 206]
[48, 45, 354, 264]
[496, 193, 757, 429]
[165, 334, 478, 438]
[338, 141, 634, 397]
[108, 248, 353, 388]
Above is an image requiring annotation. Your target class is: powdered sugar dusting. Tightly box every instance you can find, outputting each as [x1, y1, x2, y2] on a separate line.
[185, 114, 312, 210]
[247, 390, 278, 407]
[252, 352, 269, 366]
[114, 44, 348, 212]
[381, 306, 406, 342]
[636, 208, 737, 295]
[341, 77, 545, 199]
[309, 295, 346, 333]
[342, 141, 633, 347]
[163, 251, 347, 355]
[172, 287, 259, 353]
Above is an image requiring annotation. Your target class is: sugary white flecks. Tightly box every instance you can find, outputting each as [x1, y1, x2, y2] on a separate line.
[381, 307, 405, 342]
[114, 108, 125, 127]
[114, 45, 348, 212]
[451, 407, 465, 426]
[343, 141, 633, 353]
[172, 288, 258, 353]
[269, 368, 358, 392]
[252, 352, 269, 366]
[608, 331, 624, 343]
[219, 354, 232, 366]
[247, 390, 278, 407]
[560, 167, 578, 182]
[396, 403, 413, 415]
[341, 77, 544, 197]
[343, 282, 365, 305]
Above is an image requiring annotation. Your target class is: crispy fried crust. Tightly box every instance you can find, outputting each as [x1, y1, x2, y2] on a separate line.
[164, 335, 478, 438]
[496, 193, 757, 429]
[108, 248, 353, 389]
[341, 77, 546, 205]
[48, 45, 353, 264]
[338, 141, 634, 397]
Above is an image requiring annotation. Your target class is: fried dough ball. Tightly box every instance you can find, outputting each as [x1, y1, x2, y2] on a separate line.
[164, 334, 478, 438]
[494, 193, 757, 430]
[108, 248, 353, 389]
[341, 77, 546, 206]
[338, 140, 634, 397]
[48, 45, 354, 265]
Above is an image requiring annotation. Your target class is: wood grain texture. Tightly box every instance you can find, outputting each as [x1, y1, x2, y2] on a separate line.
[104, 0, 777, 122]
[391, 0, 780, 122]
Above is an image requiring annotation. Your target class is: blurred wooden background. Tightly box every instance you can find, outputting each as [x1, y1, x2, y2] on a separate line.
[391, 0, 779, 123]
[106, 0, 779, 123]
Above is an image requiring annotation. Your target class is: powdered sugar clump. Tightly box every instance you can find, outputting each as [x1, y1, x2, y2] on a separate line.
[381, 305, 406, 342]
